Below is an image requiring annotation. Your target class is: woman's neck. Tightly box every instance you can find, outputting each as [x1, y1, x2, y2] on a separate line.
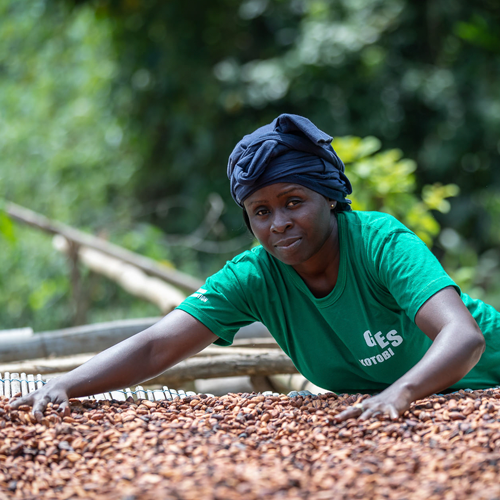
[292, 218, 340, 298]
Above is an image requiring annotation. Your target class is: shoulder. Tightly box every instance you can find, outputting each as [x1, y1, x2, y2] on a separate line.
[226, 245, 271, 271]
[339, 210, 412, 238]
[210, 245, 273, 286]
[201, 245, 279, 311]
[338, 211, 426, 271]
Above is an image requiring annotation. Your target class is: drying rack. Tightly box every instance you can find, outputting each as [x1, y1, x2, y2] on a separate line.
[0, 371, 202, 402]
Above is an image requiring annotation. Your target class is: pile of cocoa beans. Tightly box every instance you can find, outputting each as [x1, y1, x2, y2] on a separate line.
[2, 388, 500, 499]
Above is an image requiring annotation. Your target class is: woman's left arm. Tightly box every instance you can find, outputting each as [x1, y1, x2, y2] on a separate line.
[335, 286, 486, 421]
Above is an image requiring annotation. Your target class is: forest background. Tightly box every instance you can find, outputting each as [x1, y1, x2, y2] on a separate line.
[1, 0, 499, 332]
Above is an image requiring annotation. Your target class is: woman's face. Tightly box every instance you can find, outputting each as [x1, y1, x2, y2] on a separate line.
[243, 183, 336, 268]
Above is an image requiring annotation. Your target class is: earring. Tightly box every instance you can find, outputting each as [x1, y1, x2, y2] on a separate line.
[330, 202, 336, 209]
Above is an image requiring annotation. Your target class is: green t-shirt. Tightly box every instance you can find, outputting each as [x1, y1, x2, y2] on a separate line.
[177, 211, 500, 393]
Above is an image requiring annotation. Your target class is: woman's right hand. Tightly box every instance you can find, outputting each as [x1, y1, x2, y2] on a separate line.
[7, 310, 217, 419]
[9, 380, 71, 422]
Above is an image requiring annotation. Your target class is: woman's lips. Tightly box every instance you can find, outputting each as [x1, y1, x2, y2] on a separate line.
[274, 237, 301, 249]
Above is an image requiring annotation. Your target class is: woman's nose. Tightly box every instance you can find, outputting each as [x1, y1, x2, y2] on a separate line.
[270, 211, 292, 233]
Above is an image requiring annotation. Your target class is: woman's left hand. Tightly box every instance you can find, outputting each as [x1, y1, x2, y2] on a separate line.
[334, 385, 412, 422]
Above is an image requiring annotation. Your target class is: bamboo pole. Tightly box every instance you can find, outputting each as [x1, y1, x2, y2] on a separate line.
[5, 202, 203, 292]
[232, 338, 278, 348]
[149, 351, 297, 386]
[0, 319, 273, 363]
[0, 317, 161, 363]
[53, 235, 186, 314]
[35, 352, 298, 387]
[0, 345, 282, 375]
[1, 350, 297, 389]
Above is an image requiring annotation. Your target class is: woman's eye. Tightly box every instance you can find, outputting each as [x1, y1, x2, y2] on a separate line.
[287, 199, 301, 207]
[255, 209, 269, 216]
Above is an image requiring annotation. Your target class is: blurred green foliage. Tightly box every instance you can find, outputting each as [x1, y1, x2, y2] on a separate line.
[1, 0, 499, 332]
[0, 2, 136, 226]
[333, 136, 459, 246]
[93, 0, 500, 307]
[0, 1, 161, 330]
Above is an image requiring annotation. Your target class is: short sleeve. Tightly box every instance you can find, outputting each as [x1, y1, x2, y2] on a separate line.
[374, 230, 460, 321]
[176, 264, 258, 346]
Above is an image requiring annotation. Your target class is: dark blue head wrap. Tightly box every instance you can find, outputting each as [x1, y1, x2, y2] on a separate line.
[227, 114, 352, 208]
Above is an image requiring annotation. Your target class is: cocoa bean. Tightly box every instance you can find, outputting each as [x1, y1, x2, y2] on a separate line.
[1, 388, 500, 499]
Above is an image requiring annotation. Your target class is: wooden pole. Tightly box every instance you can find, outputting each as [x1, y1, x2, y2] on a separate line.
[0, 346, 282, 375]
[66, 239, 88, 326]
[0, 319, 274, 363]
[149, 351, 298, 386]
[16, 351, 298, 387]
[0, 317, 161, 362]
[5, 202, 203, 292]
[53, 235, 186, 314]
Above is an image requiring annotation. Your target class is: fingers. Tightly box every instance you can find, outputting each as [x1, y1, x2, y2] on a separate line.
[8, 386, 71, 423]
[334, 405, 364, 422]
[359, 406, 382, 421]
[334, 402, 401, 422]
[58, 400, 71, 417]
[9, 394, 34, 409]
[33, 395, 51, 423]
[359, 403, 395, 421]
[389, 406, 399, 420]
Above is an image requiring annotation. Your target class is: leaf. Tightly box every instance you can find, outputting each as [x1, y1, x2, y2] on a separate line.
[334, 136, 455, 247]
[0, 212, 15, 242]
[332, 136, 381, 163]
[422, 184, 460, 213]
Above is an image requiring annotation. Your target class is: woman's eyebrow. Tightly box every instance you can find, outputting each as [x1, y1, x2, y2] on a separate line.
[277, 187, 303, 198]
[248, 187, 304, 207]
[248, 199, 268, 207]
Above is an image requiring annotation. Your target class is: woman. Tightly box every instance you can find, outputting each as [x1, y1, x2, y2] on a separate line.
[11, 114, 500, 422]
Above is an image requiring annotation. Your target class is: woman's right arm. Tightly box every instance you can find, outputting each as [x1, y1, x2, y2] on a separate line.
[9, 309, 217, 420]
